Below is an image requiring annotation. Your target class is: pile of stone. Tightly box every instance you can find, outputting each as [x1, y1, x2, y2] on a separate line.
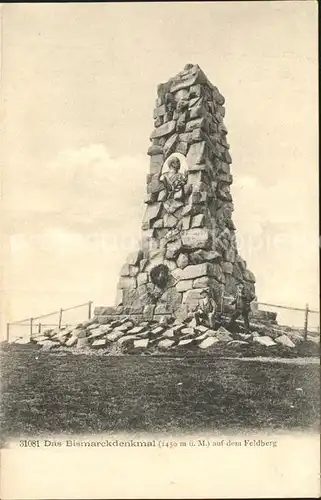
[115, 63, 256, 322]
[29, 314, 307, 355]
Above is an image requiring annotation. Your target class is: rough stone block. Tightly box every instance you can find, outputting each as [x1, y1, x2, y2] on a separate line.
[118, 277, 137, 289]
[176, 141, 189, 155]
[186, 141, 207, 168]
[195, 325, 209, 334]
[203, 329, 216, 338]
[71, 328, 87, 339]
[163, 259, 177, 271]
[253, 336, 276, 347]
[106, 330, 127, 342]
[96, 315, 114, 325]
[157, 287, 182, 314]
[198, 337, 219, 349]
[33, 335, 51, 343]
[88, 326, 110, 339]
[86, 323, 101, 331]
[129, 265, 139, 277]
[187, 171, 208, 186]
[76, 338, 89, 349]
[163, 112, 173, 123]
[177, 253, 189, 269]
[189, 83, 202, 98]
[65, 336, 78, 347]
[147, 175, 164, 195]
[174, 88, 190, 101]
[149, 154, 164, 176]
[285, 331, 303, 345]
[194, 331, 209, 341]
[218, 173, 233, 184]
[162, 329, 175, 338]
[185, 117, 206, 133]
[40, 340, 60, 351]
[170, 73, 199, 93]
[176, 279, 193, 292]
[211, 263, 225, 283]
[126, 250, 143, 266]
[163, 214, 178, 228]
[224, 150, 232, 164]
[275, 335, 295, 348]
[151, 326, 165, 336]
[193, 276, 210, 288]
[223, 262, 233, 274]
[153, 105, 166, 118]
[236, 333, 252, 342]
[189, 104, 207, 120]
[232, 263, 243, 281]
[163, 198, 184, 215]
[158, 190, 167, 202]
[191, 214, 205, 228]
[143, 304, 156, 321]
[113, 323, 132, 333]
[181, 228, 211, 250]
[180, 327, 195, 336]
[244, 269, 256, 283]
[189, 249, 221, 264]
[215, 330, 232, 342]
[188, 96, 202, 108]
[180, 263, 210, 281]
[142, 203, 162, 228]
[178, 338, 195, 347]
[158, 339, 175, 349]
[127, 325, 148, 335]
[225, 248, 236, 263]
[164, 134, 179, 158]
[151, 120, 177, 139]
[137, 273, 148, 286]
[166, 239, 182, 259]
[133, 338, 149, 349]
[163, 228, 180, 243]
[147, 144, 164, 156]
[92, 339, 106, 348]
[191, 128, 206, 143]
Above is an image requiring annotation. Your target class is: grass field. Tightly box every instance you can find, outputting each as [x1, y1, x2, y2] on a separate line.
[1, 345, 319, 442]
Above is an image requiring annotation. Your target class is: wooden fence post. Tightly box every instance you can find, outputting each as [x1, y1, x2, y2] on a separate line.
[303, 303, 309, 341]
[58, 309, 63, 330]
[6, 323, 10, 342]
[38, 323, 42, 335]
[30, 318, 33, 341]
[88, 301, 93, 319]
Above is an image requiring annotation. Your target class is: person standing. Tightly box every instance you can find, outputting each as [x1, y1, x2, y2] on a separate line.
[229, 283, 254, 334]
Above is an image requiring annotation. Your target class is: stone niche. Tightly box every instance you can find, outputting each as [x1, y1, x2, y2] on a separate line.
[114, 63, 256, 321]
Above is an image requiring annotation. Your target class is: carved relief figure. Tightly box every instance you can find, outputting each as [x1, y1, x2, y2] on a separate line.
[160, 157, 187, 201]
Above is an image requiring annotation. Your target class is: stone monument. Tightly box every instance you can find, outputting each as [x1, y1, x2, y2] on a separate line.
[106, 64, 256, 322]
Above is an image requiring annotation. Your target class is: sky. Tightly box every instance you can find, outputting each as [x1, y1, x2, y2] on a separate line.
[0, 2, 319, 337]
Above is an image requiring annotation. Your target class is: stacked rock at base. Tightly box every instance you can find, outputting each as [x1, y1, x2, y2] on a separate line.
[116, 64, 256, 322]
[26, 317, 309, 356]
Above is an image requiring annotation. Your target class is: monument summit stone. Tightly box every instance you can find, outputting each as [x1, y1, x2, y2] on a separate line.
[111, 64, 256, 321]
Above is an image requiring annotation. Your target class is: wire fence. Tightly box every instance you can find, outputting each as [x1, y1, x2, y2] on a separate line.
[253, 300, 319, 339]
[6, 301, 93, 343]
[6, 298, 319, 343]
